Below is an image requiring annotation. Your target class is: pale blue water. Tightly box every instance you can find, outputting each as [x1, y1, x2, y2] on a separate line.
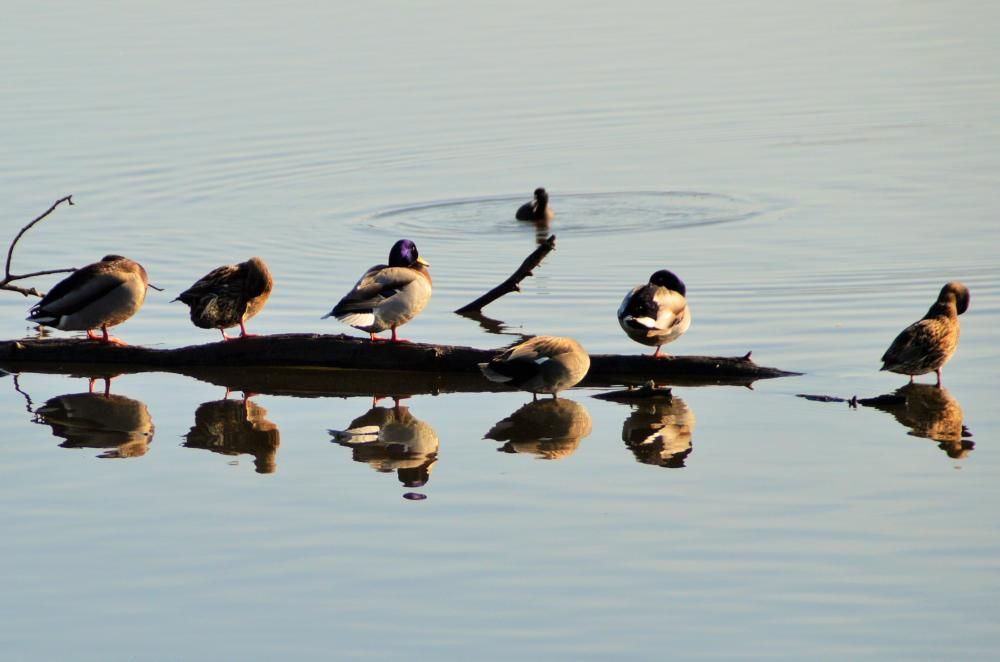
[1, 1, 999, 659]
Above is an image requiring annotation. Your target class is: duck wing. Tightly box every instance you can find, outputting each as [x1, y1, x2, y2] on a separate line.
[327, 265, 421, 316]
[28, 262, 128, 321]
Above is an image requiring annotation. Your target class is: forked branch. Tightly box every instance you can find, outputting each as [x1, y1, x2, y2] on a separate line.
[2, 195, 77, 297]
[455, 234, 556, 314]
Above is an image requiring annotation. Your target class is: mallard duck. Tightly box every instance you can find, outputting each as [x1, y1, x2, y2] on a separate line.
[26, 255, 149, 345]
[881, 281, 969, 385]
[479, 335, 590, 398]
[323, 239, 431, 342]
[174, 256, 273, 340]
[515, 187, 554, 222]
[618, 269, 691, 358]
[865, 383, 972, 458]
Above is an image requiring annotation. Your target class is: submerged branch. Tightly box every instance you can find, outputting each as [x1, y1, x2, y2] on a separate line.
[455, 234, 556, 314]
[2, 195, 77, 297]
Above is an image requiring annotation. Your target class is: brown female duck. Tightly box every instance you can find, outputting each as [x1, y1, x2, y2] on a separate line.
[479, 335, 590, 399]
[174, 256, 273, 340]
[881, 281, 970, 385]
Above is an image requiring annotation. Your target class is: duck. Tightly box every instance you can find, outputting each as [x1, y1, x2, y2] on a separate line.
[618, 269, 691, 358]
[515, 187, 554, 222]
[881, 281, 970, 385]
[34, 392, 155, 459]
[174, 256, 273, 340]
[479, 335, 590, 399]
[26, 254, 149, 345]
[323, 239, 432, 342]
[184, 398, 281, 473]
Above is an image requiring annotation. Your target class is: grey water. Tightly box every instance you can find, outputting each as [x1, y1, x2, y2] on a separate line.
[2, 1, 999, 659]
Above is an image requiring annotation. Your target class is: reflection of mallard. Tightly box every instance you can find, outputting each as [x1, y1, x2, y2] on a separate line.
[26, 255, 149, 344]
[485, 398, 592, 460]
[864, 383, 974, 459]
[329, 405, 439, 487]
[479, 336, 590, 398]
[881, 281, 969, 385]
[174, 257, 273, 340]
[33, 392, 154, 458]
[183, 399, 281, 473]
[622, 397, 695, 468]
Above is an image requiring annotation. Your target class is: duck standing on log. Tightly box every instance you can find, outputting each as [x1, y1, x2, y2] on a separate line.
[881, 281, 969, 386]
[618, 269, 691, 358]
[323, 239, 432, 342]
[515, 187, 554, 222]
[174, 256, 273, 341]
[26, 254, 149, 345]
[479, 335, 590, 399]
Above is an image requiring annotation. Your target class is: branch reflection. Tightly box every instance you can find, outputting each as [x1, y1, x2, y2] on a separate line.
[862, 384, 974, 459]
[329, 402, 439, 494]
[485, 398, 592, 460]
[33, 392, 155, 459]
[184, 398, 281, 473]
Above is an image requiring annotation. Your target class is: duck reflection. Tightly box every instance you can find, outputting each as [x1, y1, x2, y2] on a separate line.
[183, 398, 281, 473]
[485, 398, 592, 460]
[329, 403, 439, 490]
[621, 396, 695, 468]
[862, 383, 974, 459]
[33, 392, 155, 459]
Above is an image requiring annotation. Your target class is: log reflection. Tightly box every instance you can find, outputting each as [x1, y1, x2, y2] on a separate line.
[621, 396, 695, 468]
[33, 392, 154, 459]
[329, 403, 439, 491]
[485, 398, 592, 460]
[861, 384, 974, 459]
[183, 398, 281, 473]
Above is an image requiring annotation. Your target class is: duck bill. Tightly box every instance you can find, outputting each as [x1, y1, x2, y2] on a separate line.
[416, 256, 430, 267]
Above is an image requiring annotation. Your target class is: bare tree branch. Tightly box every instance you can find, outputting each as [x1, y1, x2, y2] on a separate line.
[455, 234, 556, 314]
[2, 195, 77, 297]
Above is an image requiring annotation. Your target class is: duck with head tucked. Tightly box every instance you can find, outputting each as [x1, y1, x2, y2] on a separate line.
[26, 255, 149, 345]
[881, 281, 969, 386]
[515, 187, 554, 222]
[323, 239, 432, 342]
[479, 335, 590, 399]
[174, 256, 273, 340]
[618, 269, 691, 358]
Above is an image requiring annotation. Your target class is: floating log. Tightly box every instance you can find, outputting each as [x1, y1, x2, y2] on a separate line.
[0, 334, 800, 397]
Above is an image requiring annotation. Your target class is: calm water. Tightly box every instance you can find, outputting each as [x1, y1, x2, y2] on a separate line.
[2, 1, 1000, 659]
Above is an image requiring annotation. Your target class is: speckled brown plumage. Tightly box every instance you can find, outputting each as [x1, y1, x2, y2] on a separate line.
[175, 256, 273, 340]
[881, 281, 969, 385]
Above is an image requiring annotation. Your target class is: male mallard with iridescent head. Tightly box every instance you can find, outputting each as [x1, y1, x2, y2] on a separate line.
[174, 256, 273, 340]
[479, 335, 590, 399]
[26, 255, 149, 345]
[323, 239, 432, 342]
[881, 281, 969, 386]
[618, 269, 691, 358]
[515, 187, 554, 222]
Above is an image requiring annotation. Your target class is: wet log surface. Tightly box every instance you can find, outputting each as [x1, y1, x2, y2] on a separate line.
[0, 334, 800, 397]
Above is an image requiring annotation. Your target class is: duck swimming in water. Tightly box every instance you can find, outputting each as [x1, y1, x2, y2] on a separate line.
[515, 187, 554, 222]
[881, 281, 969, 386]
